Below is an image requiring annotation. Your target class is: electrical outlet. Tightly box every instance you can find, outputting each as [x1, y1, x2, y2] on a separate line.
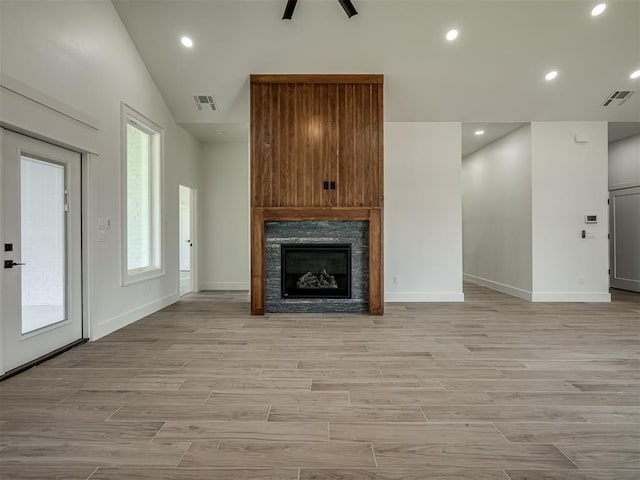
[393, 276, 399, 285]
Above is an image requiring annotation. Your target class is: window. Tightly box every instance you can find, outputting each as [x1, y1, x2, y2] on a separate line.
[121, 103, 163, 284]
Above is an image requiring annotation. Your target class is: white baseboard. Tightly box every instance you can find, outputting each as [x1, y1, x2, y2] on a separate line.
[91, 292, 179, 341]
[384, 292, 464, 302]
[464, 274, 532, 301]
[200, 281, 250, 291]
[531, 292, 611, 303]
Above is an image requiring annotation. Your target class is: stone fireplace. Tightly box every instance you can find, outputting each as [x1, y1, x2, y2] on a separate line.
[265, 221, 369, 313]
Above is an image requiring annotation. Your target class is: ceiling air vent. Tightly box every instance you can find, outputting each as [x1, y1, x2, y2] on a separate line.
[193, 95, 217, 111]
[602, 90, 635, 107]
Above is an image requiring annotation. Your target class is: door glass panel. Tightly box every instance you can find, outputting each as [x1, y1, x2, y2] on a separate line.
[20, 156, 66, 334]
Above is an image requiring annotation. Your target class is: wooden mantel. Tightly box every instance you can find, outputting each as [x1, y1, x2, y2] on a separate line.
[250, 74, 384, 315]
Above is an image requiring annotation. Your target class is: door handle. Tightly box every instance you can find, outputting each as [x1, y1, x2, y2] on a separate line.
[4, 260, 26, 269]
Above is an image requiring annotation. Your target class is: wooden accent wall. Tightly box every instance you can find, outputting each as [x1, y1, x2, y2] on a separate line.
[250, 74, 384, 315]
[250, 75, 383, 208]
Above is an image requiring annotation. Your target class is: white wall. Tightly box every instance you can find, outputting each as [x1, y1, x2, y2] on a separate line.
[462, 125, 532, 299]
[0, 0, 200, 349]
[384, 123, 464, 302]
[531, 122, 610, 302]
[199, 142, 250, 290]
[609, 134, 640, 190]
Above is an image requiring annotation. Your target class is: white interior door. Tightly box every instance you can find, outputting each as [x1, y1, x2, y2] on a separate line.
[179, 185, 194, 296]
[180, 207, 191, 272]
[610, 187, 640, 293]
[2, 130, 82, 372]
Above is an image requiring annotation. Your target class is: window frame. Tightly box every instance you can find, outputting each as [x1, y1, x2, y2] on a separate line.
[120, 102, 165, 285]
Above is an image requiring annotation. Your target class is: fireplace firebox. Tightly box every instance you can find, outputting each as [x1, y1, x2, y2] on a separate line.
[281, 244, 351, 299]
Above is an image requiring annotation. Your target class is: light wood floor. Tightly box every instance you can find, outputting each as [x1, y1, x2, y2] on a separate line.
[1, 285, 639, 479]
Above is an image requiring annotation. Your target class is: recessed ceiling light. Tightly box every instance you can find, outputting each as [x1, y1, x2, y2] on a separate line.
[217, 131, 226, 135]
[181, 36, 193, 48]
[630, 69, 640, 80]
[474, 130, 485, 136]
[446, 29, 459, 41]
[545, 70, 558, 81]
[591, 3, 606, 16]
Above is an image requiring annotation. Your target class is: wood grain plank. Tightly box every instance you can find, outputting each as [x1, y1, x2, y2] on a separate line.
[348, 390, 494, 406]
[329, 422, 507, 444]
[496, 422, 640, 444]
[505, 471, 640, 480]
[422, 405, 588, 423]
[155, 420, 328, 442]
[440, 379, 580, 392]
[0, 441, 190, 466]
[180, 441, 376, 468]
[557, 443, 640, 469]
[0, 464, 97, 480]
[373, 443, 577, 469]
[300, 469, 509, 480]
[91, 468, 299, 480]
[489, 391, 638, 406]
[268, 405, 427, 423]
[108, 403, 270, 422]
[572, 406, 640, 423]
[0, 421, 163, 443]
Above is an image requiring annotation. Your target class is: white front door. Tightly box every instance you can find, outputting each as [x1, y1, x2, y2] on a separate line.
[610, 186, 640, 293]
[2, 130, 83, 372]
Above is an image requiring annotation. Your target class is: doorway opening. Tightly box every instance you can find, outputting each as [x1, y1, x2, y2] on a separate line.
[461, 122, 531, 300]
[179, 185, 196, 296]
[608, 122, 640, 294]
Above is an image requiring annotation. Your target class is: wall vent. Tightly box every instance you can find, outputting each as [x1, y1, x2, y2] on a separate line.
[602, 90, 634, 107]
[193, 95, 217, 111]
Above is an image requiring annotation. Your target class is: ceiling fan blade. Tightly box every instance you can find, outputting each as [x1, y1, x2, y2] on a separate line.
[282, 0, 298, 20]
[338, 0, 358, 18]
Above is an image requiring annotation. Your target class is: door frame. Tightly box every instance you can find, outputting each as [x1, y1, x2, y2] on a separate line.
[0, 126, 91, 377]
[609, 184, 640, 292]
[179, 184, 198, 295]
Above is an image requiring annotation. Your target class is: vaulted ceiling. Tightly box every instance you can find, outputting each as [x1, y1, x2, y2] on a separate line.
[112, 0, 640, 143]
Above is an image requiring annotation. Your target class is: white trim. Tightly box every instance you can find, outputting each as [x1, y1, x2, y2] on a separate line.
[82, 153, 93, 341]
[384, 292, 465, 302]
[0, 73, 100, 131]
[190, 188, 199, 292]
[531, 292, 611, 302]
[0, 127, 5, 375]
[91, 292, 179, 341]
[609, 181, 640, 191]
[120, 102, 165, 286]
[464, 274, 533, 301]
[199, 281, 250, 291]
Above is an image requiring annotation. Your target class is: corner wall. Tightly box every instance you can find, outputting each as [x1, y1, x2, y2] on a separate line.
[531, 122, 610, 302]
[384, 122, 464, 302]
[462, 125, 532, 299]
[199, 142, 250, 290]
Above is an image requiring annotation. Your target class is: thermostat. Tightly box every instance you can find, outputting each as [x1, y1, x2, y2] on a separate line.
[585, 215, 597, 224]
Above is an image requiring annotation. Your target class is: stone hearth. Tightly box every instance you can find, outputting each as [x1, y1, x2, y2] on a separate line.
[265, 221, 369, 313]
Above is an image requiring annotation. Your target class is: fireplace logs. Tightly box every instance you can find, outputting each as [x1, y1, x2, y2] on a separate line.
[297, 269, 339, 289]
